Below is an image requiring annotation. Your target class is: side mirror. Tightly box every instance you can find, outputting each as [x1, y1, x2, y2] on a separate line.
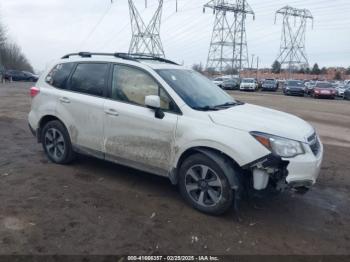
[45, 75, 52, 83]
[145, 95, 164, 119]
[145, 95, 160, 109]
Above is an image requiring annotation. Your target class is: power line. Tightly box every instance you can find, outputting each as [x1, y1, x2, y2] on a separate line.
[78, 2, 113, 49]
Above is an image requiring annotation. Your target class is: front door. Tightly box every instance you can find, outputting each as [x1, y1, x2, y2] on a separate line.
[103, 64, 179, 176]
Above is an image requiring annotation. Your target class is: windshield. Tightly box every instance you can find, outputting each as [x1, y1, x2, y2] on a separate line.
[242, 79, 254, 83]
[157, 69, 236, 110]
[287, 80, 303, 87]
[316, 82, 333, 88]
[264, 80, 275, 84]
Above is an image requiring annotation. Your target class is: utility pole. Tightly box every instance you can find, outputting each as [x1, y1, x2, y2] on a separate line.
[128, 0, 177, 57]
[275, 6, 313, 73]
[251, 54, 255, 70]
[203, 0, 255, 72]
[256, 56, 259, 80]
[128, 0, 165, 57]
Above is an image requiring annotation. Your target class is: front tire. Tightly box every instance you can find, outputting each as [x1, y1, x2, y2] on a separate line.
[178, 153, 234, 215]
[41, 120, 75, 164]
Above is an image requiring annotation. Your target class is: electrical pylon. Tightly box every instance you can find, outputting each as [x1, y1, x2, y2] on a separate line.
[275, 6, 313, 70]
[204, 0, 255, 72]
[128, 0, 165, 57]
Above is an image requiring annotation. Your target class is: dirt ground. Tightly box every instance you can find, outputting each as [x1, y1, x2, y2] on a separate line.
[0, 82, 349, 255]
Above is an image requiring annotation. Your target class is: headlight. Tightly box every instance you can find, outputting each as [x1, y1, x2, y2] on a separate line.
[251, 132, 305, 158]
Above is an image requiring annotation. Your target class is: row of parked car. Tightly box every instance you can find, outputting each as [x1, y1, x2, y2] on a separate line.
[1, 69, 39, 82]
[212, 76, 350, 100]
[213, 77, 280, 92]
[283, 80, 350, 99]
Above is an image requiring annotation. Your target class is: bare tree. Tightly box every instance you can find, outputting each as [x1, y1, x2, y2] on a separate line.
[0, 42, 34, 72]
[0, 15, 34, 73]
[192, 63, 204, 73]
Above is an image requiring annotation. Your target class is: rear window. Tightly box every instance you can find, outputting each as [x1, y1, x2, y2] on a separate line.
[46, 63, 75, 89]
[69, 63, 109, 97]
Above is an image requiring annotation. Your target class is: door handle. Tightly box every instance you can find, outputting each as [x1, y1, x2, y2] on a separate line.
[59, 97, 71, 104]
[104, 109, 119, 116]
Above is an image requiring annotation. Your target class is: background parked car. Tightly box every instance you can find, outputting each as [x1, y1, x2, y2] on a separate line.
[257, 79, 264, 89]
[344, 86, 350, 100]
[240, 78, 257, 91]
[261, 79, 278, 91]
[312, 82, 336, 99]
[305, 81, 316, 95]
[4, 70, 38, 82]
[221, 78, 240, 90]
[283, 80, 305, 96]
[212, 77, 225, 87]
[335, 85, 347, 97]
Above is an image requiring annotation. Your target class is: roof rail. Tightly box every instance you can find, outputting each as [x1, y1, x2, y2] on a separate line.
[61, 52, 179, 65]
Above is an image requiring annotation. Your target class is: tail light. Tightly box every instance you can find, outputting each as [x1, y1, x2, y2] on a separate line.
[30, 87, 40, 98]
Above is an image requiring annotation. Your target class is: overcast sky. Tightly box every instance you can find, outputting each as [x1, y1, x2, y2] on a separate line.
[1, 0, 349, 71]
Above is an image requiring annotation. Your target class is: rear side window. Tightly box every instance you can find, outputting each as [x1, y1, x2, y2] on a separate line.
[46, 63, 75, 89]
[69, 63, 109, 97]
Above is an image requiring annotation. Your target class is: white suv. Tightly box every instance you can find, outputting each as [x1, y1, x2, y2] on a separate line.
[28, 53, 323, 215]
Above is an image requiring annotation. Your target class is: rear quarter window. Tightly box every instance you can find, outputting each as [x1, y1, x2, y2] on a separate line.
[46, 63, 75, 89]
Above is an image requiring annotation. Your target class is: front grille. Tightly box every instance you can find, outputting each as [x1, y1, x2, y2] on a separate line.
[308, 133, 320, 156]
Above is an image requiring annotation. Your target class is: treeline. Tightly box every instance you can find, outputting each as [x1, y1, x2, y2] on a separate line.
[272, 60, 350, 77]
[0, 19, 34, 73]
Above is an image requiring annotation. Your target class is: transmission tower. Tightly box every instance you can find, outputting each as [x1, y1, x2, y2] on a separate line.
[275, 6, 313, 70]
[204, 0, 255, 72]
[128, 0, 165, 57]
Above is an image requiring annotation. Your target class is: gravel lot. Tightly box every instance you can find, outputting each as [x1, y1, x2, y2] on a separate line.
[0, 82, 349, 255]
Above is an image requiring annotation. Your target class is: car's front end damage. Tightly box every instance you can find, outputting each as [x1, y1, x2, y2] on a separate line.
[208, 103, 324, 197]
[243, 131, 323, 194]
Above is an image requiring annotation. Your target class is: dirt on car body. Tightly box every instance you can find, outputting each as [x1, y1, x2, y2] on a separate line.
[0, 82, 349, 255]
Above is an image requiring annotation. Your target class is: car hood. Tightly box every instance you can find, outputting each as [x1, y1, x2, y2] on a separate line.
[209, 103, 314, 142]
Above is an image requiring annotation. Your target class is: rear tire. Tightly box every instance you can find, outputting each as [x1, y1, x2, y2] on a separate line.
[178, 153, 234, 215]
[41, 120, 75, 164]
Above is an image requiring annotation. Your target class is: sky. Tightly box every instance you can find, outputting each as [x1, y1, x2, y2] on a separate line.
[0, 0, 349, 72]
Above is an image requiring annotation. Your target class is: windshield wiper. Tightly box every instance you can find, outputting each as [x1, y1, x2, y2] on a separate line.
[193, 101, 245, 111]
[192, 106, 220, 111]
[214, 101, 245, 108]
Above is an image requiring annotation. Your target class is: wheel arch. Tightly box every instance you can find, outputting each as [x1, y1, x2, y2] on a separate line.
[37, 115, 67, 143]
[171, 146, 242, 190]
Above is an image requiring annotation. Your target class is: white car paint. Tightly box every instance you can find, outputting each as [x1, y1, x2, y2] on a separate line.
[240, 78, 257, 91]
[29, 55, 323, 194]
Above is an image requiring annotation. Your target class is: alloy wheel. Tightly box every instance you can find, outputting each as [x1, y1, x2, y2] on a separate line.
[185, 164, 223, 207]
[44, 128, 66, 162]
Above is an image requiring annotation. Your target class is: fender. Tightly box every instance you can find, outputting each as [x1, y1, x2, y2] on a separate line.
[170, 147, 241, 191]
[196, 148, 241, 190]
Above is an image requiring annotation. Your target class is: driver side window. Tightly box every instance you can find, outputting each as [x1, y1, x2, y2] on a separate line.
[111, 65, 177, 112]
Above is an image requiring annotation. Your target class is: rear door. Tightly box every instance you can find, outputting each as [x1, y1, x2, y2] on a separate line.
[57, 62, 110, 156]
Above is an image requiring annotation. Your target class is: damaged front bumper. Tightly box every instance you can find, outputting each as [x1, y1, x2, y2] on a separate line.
[284, 136, 323, 189]
[245, 136, 324, 193]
